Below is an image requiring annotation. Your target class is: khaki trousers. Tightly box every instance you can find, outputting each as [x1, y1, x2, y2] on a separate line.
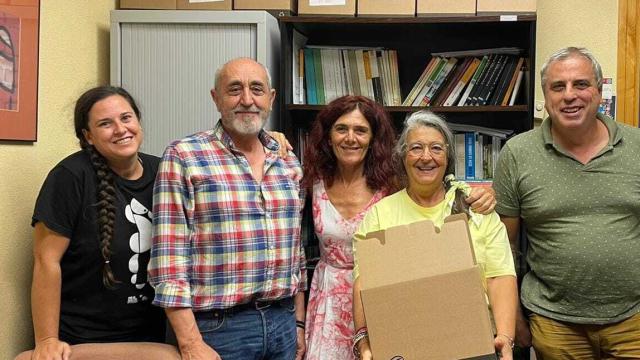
[530, 312, 640, 360]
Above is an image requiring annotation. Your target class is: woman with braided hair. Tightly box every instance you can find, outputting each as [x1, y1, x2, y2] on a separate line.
[16, 86, 180, 359]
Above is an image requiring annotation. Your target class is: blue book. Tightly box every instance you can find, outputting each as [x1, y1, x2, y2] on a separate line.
[465, 132, 475, 179]
[303, 49, 317, 105]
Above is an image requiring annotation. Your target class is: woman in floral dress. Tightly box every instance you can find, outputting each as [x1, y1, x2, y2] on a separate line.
[302, 95, 397, 359]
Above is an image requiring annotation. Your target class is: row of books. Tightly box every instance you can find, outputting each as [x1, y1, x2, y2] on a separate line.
[299, 47, 402, 106]
[403, 48, 525, 107]
[454, 132, 502, 180]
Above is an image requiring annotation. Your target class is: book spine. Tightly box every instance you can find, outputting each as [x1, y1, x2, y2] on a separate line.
[475, 133, 484, 179]
[312, 48, 325, 105]
[469, 54, 496, 106]
[348, 50, 361, 97]
[502, 57, 524, 106]
[390, 50, 402, 106]
[433, 57, 470, 107]
[303, 49, 317, 105]
[421, 57, 457, 106]
[445, 57, 480, 106]
[465, 132, 475, 180]
[296, 48, 305, 105]
[342, 50, 352, 96]
[369, 50, 383, 103]
[480, 54, 507, 106]
[355, 50, 369, 99]
[412, 57, 445, 106]
[490, 55, 516, 105]
[508, 70, 524, 106]
[455, 133, 466, 179]
[320, 49, 333, 103]
[403, 57, 436, 106]
[458, 55, 488, 106]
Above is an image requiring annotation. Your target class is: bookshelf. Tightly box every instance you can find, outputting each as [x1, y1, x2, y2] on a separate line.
[278, 15, 536, 147]
[279, 15, 536, 329]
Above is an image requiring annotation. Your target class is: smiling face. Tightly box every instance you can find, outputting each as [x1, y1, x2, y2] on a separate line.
[83, 94, 142, 165]
[212, 58, 275, 138]
[543, 55, 602, 132]
[329, 108, 372, 169]
[403, 126, 448, 192]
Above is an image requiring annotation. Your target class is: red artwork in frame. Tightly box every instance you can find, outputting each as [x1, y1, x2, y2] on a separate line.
[0, 0, 39, 141]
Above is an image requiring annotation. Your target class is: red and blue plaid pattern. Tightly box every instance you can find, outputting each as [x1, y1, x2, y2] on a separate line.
[149, 122, 306, 310]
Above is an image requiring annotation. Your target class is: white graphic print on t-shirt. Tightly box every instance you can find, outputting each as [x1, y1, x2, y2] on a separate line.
[125, 198, 152, 292]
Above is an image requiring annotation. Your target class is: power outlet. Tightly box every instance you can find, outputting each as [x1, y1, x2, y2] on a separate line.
[534, 100, 546, 119]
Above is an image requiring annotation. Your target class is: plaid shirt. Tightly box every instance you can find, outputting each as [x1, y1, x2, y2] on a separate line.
[149, 122, 306, 310]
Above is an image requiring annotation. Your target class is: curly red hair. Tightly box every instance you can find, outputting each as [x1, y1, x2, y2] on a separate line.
[302, 95, 397, 192]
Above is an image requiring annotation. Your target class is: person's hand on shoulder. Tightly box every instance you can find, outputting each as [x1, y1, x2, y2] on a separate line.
[32, 337, 71, 360]
[268, 131, 293, 158]
[179, 339, 221, 360]
[465, 186, 496, 215]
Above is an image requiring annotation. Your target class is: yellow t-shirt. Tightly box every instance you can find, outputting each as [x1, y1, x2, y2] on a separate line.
[353, 182, 516, 282]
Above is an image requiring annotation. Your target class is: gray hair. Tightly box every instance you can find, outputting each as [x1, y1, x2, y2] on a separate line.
[540, 47, 603, 92]
[214, 57, 272, 91]
[394, 110, 456, 177]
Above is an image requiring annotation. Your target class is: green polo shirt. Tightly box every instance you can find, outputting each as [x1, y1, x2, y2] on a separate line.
[494, 113, 640, 324]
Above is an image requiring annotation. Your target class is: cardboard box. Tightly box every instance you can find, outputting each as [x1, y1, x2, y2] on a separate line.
[476, 0, 536, 14]
[417, 0, 475, 16]
[120, 0, 177, 9]
[357, 0, 415, 17]
[234, 0, 296, 13]
[356, 214, 497, 359]
[298, 0, 356, 16]
[176, 0, 232, 10]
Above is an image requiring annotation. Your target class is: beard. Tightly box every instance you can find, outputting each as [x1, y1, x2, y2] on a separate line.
[222, 106, 269, 136]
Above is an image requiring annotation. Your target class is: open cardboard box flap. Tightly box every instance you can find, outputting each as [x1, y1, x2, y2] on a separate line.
[358, 213, 478, 290]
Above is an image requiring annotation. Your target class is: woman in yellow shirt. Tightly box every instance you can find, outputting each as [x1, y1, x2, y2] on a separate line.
[351, 110, 518, 360]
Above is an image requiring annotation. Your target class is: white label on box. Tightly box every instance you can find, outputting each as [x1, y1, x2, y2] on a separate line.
[309, 0, 346, 6]
[189, 0, 223, 3]
[500, 15, 518, 21]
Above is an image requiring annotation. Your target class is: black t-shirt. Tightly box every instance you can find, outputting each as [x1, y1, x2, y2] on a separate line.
[32, 151, 165, 344]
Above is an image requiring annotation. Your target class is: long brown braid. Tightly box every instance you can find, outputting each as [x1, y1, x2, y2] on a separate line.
[73, 86, 141, 289]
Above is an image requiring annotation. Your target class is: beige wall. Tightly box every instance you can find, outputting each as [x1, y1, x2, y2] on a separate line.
[1, 1, 116, 358]
[0, 0, 620, 358]
[535, 0, 618, 119]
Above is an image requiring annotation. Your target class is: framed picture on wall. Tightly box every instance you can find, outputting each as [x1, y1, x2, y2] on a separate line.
[0, 0, 40, 141]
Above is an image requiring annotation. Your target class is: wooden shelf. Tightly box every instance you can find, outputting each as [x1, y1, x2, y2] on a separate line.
[279, 15, 536, 137]
[279, 15, 536, 24]
[286, 104, 529, 113]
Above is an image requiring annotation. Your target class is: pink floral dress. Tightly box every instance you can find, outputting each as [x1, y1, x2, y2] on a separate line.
[304, 181, 385, 360]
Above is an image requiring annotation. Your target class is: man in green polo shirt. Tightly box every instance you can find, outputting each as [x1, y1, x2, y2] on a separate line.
[494, 46, 640, 359]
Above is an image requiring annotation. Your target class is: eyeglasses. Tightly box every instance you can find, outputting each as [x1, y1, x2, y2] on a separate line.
[406, 141, 448, 158]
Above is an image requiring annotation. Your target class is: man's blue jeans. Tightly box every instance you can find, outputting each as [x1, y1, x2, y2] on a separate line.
[194, 298, 297, 360]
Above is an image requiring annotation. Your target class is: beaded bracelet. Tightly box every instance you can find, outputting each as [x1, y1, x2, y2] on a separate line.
[496, 333, 514, 349]
[352, 327, 369, 358]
